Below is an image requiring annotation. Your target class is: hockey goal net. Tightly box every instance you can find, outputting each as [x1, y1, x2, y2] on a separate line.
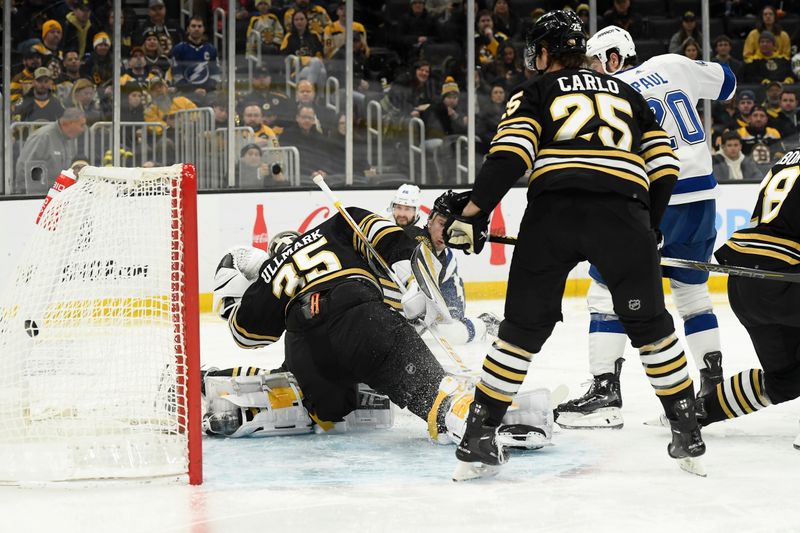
[0, 164, 202, 485]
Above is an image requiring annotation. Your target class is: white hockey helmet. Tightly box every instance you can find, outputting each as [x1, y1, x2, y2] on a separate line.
[390, 183, 421, 223]
[586, 25, 636, 74]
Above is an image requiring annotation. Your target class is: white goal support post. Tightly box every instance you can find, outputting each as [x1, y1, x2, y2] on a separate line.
[0, 164, 202, 485]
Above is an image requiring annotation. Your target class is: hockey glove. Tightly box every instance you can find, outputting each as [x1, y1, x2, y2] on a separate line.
[444, 212, 489, 255]
[212, 247, 268, 320]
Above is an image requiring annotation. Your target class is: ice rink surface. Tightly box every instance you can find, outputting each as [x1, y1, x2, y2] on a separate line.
[3, 296, 800, 533]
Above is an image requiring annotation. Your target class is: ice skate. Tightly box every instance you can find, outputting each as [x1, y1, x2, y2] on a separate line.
[477, 312, 501, 337]
[453, 402, 505, 481]
[695, 352, 723, 419]
[555, 358, 623, 429]
[667, 397, 707, 477]
[496, 424, 549, 450]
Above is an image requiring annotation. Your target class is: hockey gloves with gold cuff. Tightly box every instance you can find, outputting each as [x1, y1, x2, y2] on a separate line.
[438, 191, 490, 255]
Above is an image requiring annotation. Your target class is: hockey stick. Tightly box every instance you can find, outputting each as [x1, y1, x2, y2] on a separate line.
[487, 234, 800, 283]
[312, 174, 470, 372]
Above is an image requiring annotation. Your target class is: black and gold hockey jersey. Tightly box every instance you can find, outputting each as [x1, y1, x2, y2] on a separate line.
[228, 208, 416, 349]
[472, 68, 680, 228]
[715, 149, 800, 270]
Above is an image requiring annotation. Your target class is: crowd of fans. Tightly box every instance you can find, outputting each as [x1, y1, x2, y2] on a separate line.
[3, 0, 800, 194]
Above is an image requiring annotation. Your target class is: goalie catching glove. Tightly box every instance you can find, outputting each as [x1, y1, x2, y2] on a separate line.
[436, 190, 490, 255]
[212, 246, 269, 319]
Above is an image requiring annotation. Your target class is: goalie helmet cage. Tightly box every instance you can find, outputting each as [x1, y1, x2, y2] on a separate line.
[0, 164, 202, 485]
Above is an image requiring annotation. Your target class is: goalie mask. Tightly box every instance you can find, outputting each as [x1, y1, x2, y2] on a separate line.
[268, 230, 300, 258]
[585, 25, 636, 74]
[525, 10, 586, 72]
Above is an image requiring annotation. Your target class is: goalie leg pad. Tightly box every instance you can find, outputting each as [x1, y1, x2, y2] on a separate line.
[344, 383, 395, 430]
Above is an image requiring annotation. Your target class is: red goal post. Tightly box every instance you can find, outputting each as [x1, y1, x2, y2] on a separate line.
[0, 164, 202, 485]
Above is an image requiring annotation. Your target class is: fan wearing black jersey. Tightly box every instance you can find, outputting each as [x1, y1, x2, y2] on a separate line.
[441, 10, 706, 480]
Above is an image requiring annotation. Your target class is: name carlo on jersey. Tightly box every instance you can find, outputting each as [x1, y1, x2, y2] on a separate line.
[259, 229, 323, 285]
[557, 72, 620, 94]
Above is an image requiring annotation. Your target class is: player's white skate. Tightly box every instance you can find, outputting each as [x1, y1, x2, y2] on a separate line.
[555, 359, 624, 429]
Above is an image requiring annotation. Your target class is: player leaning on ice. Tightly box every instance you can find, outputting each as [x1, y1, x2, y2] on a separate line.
[205, 209, 551, 448]
[387, 184, 502, 344]
[555, 26, 738, 430]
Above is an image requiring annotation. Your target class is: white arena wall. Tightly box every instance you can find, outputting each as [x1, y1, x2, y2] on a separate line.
[0, 183, 760, 311]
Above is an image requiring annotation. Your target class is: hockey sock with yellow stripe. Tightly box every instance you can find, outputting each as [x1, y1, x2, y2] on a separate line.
[474, 339, 534, 426]
[639, 334, 696, 414]
[698, 369, 771, 426]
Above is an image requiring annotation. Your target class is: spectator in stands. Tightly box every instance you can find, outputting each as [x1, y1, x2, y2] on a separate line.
[55, 50, 84, 105]
[238, 143, 290, 189]
[389, 60, 438, 119]
[492, 43, 525, 87]
[735, 89, 756, 127]
[681, 38, 701, 60]
[280, 103, 331, 180]
[242, 103, 282, 149]
[68, 78, 103, 125]
[81, 33, 114, 87]
[736, 105, 782, 155]
[283, 0, 332, 36]
[397, 0, 440, 62]
[575, 3, 590, 33]
[764, 80, 783, 115]
[743, 5, 791, 62]
[492, 0, 517, 40]
[743, 31, 795, 84]
[293, 78, 335, 133]
[110, 6, 139, 58]
[422, 76, 467, 182]
[712, 97, 739, 141]
[769, 89, 800, 137]
[329, 31, 372, 119]
[240, 65, 291, 134]
[712, 35, 743, 80]
[323, 1, 370, 59]
[281, 9, 327, 91]
[600, 0, 642, 38]
[477, 80, 506, 154]
[138, 0, 182, 56]
[475, 9, 507, 70]
[212, 96, 228, 130]
[668, 11, 702, 55]
[171, 16, 221, 105]
[121, 81, 146, 122]
[120, 47, 158, 88]
[10, 48, 43, 104]
[62, 0, 99, 58]
[246, 0, 285, 56]
[141, 28, 172, 78]
[14, 108, 86, 194]
[712, 130, 762, 181]
[33, 19, 64, 61]
[12, 67, 65, 122]
[144, 77, 196, 135]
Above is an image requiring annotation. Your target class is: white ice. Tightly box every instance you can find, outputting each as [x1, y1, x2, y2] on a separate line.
[3, 296, 800, 533]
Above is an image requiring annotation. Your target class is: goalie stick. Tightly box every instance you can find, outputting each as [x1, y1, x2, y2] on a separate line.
[312, 174, 470, 373]
[486, 235, 800, 283]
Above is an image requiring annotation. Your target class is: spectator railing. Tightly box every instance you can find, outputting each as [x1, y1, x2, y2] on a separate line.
[89, 121, 168, 168]
[366, 100, 383, 175]
[325, 76, 340, 115]
[174, 107, 215, 189]
[455, 135, 469, 184]
[408, 117, 426, 185]
[268, 146, 301, 187]
[245, 32, 263, 93]
[10, 121, 54, 144]
[179, 0, 192, 30]
[213, 8, 226, 72]
[285, 55, 300, 97]
[0, 94, 4, 192]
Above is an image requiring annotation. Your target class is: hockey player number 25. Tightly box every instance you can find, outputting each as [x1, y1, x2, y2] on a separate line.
[760, 166, 800, 223]
[271, 238, 342, 297]
[550, 93, 633, 150]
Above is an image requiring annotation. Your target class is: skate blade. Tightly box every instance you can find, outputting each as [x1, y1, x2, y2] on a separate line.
[643, 414, 669, 428]
[555, 408, 623, 430]
[677, 457, 707, 477]
[496, 431, 551, 450]
[452, 461, 501, 482]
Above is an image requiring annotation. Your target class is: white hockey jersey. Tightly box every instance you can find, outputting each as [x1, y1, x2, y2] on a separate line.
[616, 54, 737, 205]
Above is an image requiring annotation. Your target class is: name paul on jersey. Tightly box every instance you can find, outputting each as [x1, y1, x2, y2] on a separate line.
[626, 72, 669, 93]
[557, 72, 620, 94]
[260, 229, 323, 285]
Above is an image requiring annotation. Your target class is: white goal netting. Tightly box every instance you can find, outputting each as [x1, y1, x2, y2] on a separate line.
[0, 164, 200, 484]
